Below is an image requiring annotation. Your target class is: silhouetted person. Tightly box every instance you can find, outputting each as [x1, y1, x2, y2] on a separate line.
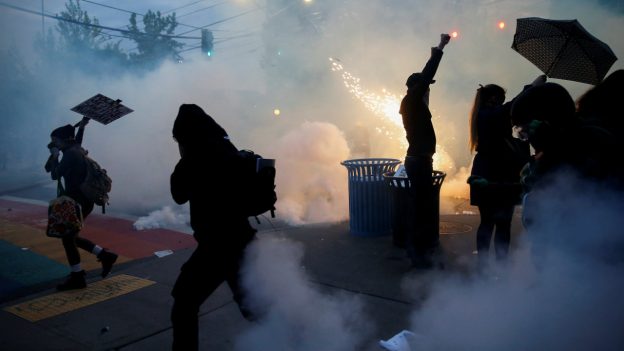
[467, 82, 534, 266]
[45, 117, 118, 291]
[576, 69, 624, 186]
[512, 81, 624, 267]
[170, 104, 257, 351]
[511, 82, 580, 193]
[400, 33, 451, 268]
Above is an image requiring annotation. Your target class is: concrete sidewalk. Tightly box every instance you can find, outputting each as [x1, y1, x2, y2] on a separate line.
[0, 195, 524, 350]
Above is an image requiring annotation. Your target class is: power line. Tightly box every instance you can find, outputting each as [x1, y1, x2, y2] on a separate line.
[82, 0, 248, 33]
[0, 2, 201, 39]
[80, 0, 227, 33]
[162, 0, 208, 15]
[177, 1, 227, 19]
[176, 8, 260, 36]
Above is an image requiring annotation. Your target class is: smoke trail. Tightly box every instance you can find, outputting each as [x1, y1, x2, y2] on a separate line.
[133, 205, 189, 230]
[403, 172, 624, 350]
[236, 236, 372, 351]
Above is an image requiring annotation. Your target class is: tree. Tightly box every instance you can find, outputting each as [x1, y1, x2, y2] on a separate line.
[47, 0, 128, 73]
[56, 0, 107, 52]
[127, 10, 183, 67]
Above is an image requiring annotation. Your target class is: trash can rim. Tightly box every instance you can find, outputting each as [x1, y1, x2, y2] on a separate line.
[382, 170, 447, 180]
[341, 158, 402, 166]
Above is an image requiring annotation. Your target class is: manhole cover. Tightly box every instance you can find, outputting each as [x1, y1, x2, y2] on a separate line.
[440, 221, 472, 234]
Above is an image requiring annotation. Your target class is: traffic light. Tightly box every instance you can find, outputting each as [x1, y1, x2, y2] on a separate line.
[201, 29, 214, 57]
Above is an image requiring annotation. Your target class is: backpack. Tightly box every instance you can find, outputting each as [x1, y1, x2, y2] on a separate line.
[237, 150, 277, 222]
[79, 150, 112, 213]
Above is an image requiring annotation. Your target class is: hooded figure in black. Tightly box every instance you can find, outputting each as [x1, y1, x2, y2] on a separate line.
[44, 117, 118, 291]
[170, 104, 257, 351]
[399, 33, 450, 268]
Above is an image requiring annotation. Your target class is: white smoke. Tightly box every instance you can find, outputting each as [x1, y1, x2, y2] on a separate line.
[268, 121, 351, 225]
[236, 236, 372, 351]
[133, 205, 189, 230]
[403, 172, 624, 350]
[2, 0, 624, 220]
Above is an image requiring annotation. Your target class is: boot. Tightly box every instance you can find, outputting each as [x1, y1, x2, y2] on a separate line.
[57, 270, 87, 291]
[97, 249, 118, 278]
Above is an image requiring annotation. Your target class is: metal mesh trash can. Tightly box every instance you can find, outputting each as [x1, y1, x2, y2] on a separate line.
[341, 158, 401, 236]
[383, 171, 446, 247]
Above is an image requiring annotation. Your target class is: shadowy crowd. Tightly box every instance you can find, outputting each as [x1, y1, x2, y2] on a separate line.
[42, 32, 623, 350]
[401, 34, 623, 271]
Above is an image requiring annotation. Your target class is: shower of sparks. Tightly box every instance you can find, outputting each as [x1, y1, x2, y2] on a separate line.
[329, 58, 403, 127]
[329, 57, 455, 173]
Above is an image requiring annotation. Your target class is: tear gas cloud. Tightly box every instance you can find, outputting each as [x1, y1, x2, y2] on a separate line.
[236, 236, 372, 351]
[404, 173, 624, 350]
[1, 0, 623, 224]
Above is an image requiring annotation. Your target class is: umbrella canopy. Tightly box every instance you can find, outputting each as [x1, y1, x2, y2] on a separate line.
[512, 17, 617, 85]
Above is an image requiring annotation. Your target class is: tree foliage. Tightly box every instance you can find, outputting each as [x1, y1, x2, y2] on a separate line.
[45, 1, 185, 73]
[56, 0, 107, 52]
[127, 11, 184, 67]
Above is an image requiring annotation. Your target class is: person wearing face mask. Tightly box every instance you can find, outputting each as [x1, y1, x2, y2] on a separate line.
[399, 33, 450, 269]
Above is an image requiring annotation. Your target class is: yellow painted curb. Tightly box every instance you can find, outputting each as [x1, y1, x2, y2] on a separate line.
[4, 274, 155, 322]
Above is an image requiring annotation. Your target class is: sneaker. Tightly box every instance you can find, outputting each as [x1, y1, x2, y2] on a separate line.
[57, 271, 87, 291]
[97, 249, 118, 278]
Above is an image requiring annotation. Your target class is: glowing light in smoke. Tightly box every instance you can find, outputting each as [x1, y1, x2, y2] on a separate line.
[329, 58, 403, 128]
[273, 108, 281, 116]
[498, 21, 506, 29]
[328, 57, 455, 172]
[451, 31, 459, 38]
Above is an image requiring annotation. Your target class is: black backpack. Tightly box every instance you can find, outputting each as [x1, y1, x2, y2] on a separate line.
[79, 148, 112, 213]
[237, 150, 277, 222]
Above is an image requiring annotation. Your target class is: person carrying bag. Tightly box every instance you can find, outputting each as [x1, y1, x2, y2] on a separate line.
[45, 118, 117, 291]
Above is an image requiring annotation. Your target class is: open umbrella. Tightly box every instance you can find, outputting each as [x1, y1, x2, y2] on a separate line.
[512, 17, 617, 85]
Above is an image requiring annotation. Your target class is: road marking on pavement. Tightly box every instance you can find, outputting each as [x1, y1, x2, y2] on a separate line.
[440, 221, 473, 234]
[3, 274, 155, 322]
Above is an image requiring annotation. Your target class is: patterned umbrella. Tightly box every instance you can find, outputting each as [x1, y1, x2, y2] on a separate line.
[512, 17, 617, 85]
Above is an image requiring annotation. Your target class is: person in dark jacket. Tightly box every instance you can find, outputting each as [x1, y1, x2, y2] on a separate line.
[511, 82, 579, 194]
[170, 104, 257, 351]
[400, 33, 450, 268]
[45, 117, 118, 291]
[575, 69, 624, 187]
[467, 82, 535, 266]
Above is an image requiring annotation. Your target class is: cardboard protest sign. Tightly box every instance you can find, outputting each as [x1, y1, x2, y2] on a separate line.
[71, 94, 133, 125]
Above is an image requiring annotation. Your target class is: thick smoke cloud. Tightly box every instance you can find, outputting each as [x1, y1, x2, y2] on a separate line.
[2, 0, 624, 222]
[236, 236, 372, 351]
[268, 121, 350, 225]
[403, 173, 624, 350]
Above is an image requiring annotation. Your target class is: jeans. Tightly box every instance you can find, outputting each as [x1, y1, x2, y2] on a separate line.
[404, 155, 437, 264]
[171, 237, 255, 351]
[476, 205, 514, 260]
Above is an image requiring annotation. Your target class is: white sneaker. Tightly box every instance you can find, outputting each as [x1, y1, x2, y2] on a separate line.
[379, 330, 417, 351]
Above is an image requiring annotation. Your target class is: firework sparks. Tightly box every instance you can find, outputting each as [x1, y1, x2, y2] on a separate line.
[329, 57, 403, 127]
[329, 57, 455, 173]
